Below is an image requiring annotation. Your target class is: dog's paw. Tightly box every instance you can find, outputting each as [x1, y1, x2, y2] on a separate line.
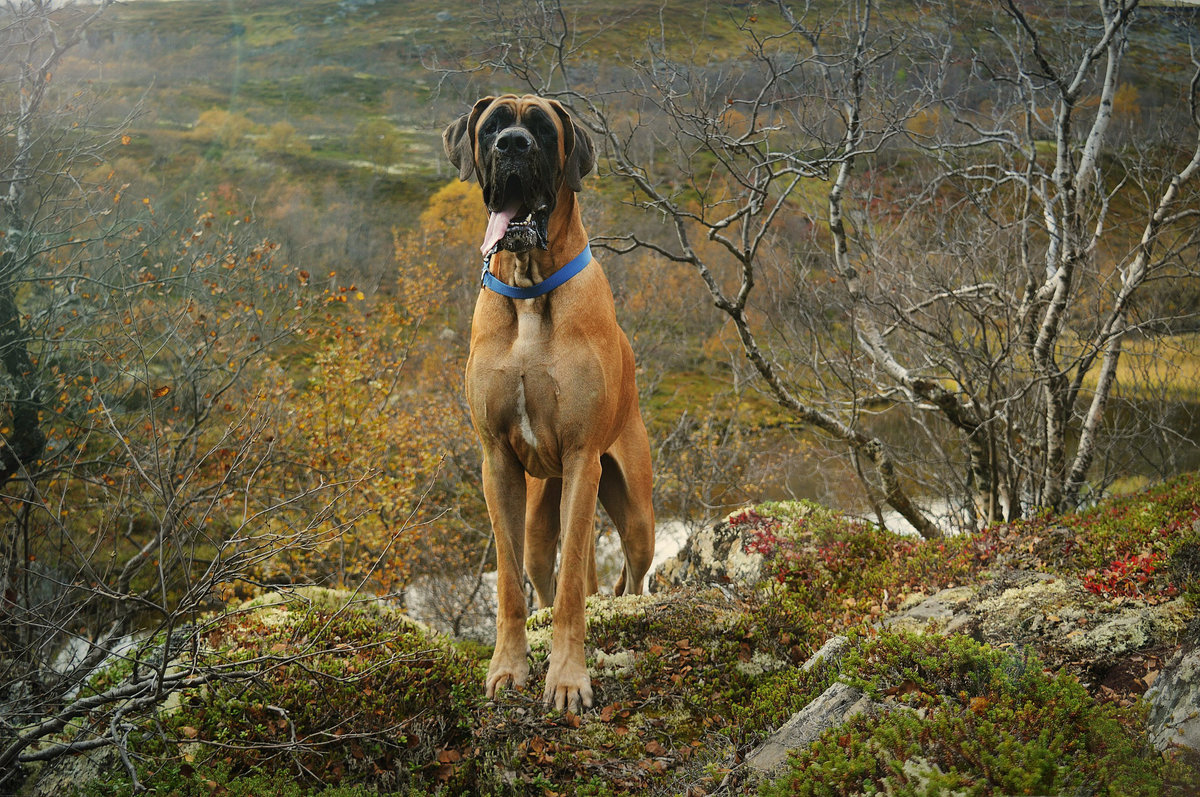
[485, 651, 530, 699]
[543, 658, 593, 712]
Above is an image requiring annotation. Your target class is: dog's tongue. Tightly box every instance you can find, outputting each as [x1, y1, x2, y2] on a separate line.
[481, 203, 521, 256]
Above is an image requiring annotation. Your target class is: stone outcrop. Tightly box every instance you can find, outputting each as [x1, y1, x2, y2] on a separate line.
[1146, 636, 1200, 754]
[975, 571, 1191, 668]
[743, 636, 871, 777]
[743, 681, 877, 776]
[881, 586, 978, 636]
[651, 513, 768, 591]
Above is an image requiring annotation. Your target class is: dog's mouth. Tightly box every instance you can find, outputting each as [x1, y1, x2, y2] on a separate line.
[481, 174, 551, 256]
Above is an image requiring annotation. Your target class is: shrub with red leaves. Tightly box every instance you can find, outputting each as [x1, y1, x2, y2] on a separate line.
[1081, 552, 1178, 601]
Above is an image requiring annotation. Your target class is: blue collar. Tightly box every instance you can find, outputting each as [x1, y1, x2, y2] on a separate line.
[480, 243, 592, 299]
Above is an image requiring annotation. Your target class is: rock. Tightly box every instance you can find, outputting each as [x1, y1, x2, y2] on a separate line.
[975, 573, 1191, 667]
[652, 509, 799, 591]
[1071, 600, 1191, 660]
[23, 744, 120, 797]
[1146, 640, 1200, 755]
[881, 586, 977, 636]
[743, 681, 877, 776]
[802, 635, 851, 672]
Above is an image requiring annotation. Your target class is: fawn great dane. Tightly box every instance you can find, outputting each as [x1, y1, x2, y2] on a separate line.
[443, 94, 655, 711]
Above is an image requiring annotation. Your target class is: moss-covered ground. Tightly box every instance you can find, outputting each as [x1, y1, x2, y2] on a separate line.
[63, 474, 1200, 796]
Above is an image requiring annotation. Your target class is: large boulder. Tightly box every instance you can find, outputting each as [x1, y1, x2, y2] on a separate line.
[652, 505, 834, 591]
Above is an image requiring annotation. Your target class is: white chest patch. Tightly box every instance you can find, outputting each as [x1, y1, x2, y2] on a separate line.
[515, 379, 538, 449]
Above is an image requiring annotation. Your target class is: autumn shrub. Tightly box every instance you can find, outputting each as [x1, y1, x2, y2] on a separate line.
[762, 632, 1175, 797]
[1082, 551, 1175, 600]
[739, 501, 994, 660]
[999, 472, 1200, 603]
[260, 178, 488, 597]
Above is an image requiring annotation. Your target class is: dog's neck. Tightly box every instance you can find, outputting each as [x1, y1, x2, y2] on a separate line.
[490, 189, 588, 290]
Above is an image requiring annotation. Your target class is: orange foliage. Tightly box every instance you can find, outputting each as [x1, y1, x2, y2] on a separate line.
[265, 179, 488, 593]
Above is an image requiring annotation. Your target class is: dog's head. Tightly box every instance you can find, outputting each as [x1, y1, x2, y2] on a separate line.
[443, 94, 595, 255]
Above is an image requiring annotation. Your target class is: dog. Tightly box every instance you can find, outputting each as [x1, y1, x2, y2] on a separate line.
[443, 94, 655, 711]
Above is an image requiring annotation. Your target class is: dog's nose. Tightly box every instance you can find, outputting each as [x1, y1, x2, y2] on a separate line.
[495, 127, 534, 155]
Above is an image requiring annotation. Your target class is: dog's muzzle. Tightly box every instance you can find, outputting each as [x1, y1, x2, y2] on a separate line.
[479, 128, 554, 256]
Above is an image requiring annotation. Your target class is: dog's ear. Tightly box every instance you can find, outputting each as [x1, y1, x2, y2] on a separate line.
[442, 96, 495, 182]
[548, 99, 595, 192]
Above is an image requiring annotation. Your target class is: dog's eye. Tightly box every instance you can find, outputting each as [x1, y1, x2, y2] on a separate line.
[481, 109, 512, 139]
[525, 114, 559, 149]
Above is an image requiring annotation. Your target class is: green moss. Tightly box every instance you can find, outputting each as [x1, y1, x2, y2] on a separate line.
[733, 663, 838, 740]
[762, 632, 1176, 797]
[84, 589, 483, 796]
[465, 589, 835, 795]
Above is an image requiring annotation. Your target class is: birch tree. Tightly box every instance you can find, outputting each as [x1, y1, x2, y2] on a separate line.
[866, 0, 1200, 518]
[470, 0, 1200, 531]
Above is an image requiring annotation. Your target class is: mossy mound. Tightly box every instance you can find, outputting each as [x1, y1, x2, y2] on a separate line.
[464, 589, 837, 795]
[762, 632, 1187, 796]
[77, 589, 484, 797]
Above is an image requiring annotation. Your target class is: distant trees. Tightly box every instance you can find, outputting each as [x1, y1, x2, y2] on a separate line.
[472, 0, 1200, 533]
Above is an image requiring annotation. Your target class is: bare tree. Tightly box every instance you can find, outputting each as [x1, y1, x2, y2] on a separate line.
[465, 0, 1200, 532]
[854, 0, 1200, 519]
[0, 0, 119, 484]
[467, 0, 945, 535]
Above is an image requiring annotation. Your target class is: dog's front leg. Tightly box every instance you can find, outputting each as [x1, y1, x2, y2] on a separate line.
[482, 450, 530, 699]
[543, 453, 601, 712]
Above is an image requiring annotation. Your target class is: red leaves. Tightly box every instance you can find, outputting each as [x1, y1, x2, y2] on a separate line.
[1081, 552, 1174, 601]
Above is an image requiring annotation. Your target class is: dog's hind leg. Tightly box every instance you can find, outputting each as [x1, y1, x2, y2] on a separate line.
[524, 475, 561, 609]
[599, 417, 656, 597]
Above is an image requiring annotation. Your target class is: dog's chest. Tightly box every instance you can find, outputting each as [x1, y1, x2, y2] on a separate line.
[467, 309, 567, 469]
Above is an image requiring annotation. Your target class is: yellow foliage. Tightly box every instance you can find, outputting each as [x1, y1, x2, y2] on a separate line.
[1112, 82, 1141, 124]
[906, 107, 943, 139]
[266, 182, 490, 592]
[258, 121, 311, 155]
[191, 108, 259, 147]
[417, 179, 486, 247]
